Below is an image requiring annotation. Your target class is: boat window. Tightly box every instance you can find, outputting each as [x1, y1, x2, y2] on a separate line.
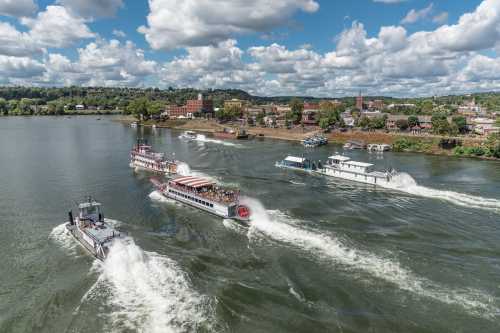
[210, 204, 213, 208]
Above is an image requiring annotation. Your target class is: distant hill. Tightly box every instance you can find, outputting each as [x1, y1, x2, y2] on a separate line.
[1, 86, 499, 112]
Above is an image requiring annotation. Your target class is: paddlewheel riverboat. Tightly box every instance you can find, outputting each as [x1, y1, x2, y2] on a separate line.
[151, 176, 251, 222]
[66, 198, 125, 260]
[130, 140, 180, 175]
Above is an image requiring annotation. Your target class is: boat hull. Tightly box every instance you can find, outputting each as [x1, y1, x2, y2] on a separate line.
[315, 167, 391, 186]
[66, 223, 107, 261]
[157, 188, 249, 224]
[130, 161, 177, 175]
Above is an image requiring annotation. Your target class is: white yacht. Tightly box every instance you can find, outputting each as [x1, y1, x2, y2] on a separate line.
[151, 176, 251, 223]
[66, 198, 125, 260]
[316, 155, 396, 185]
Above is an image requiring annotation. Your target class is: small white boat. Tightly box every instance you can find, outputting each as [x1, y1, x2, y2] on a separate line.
[316, 155, 396, 186]
[275, 156, 319, 172]
[66, 198, 125, 261]
[180, 131, 197, 140]
[150, 176, 251, 223]
[130, 122, 138, 128]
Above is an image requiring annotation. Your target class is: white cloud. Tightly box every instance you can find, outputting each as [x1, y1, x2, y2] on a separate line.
[0, 22, 41, 56]
[21, 5, 95, 48]
[112, 29, 126, 38]
[138, 0, 319, 50]
[0, 55, 44, 78]
[5, 0, 500, 98]
[401, 3, 434, 24]
[56, 0, 123, 18]
[0, 0, 37, 17]
[432, 12, 449, 24]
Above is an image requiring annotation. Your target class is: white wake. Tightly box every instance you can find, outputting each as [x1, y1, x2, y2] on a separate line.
[383, 173, 500, 212]
[244, 198, 499, 319]
[50, 223, 213, 332]
[193, 134, 243, 148]
[99, 238, 213, 333]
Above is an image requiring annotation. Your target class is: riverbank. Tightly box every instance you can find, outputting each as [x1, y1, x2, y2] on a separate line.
[117, 118, 499, 161]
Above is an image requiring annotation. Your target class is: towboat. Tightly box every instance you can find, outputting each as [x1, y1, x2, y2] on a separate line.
[150, 176, 251, 223]
[180, 130, 197, 140]
[65, 198, 125, 260]
[316, 155, 396, 185]
[275, 155, 321, 172]
[130, 139, 181, 175]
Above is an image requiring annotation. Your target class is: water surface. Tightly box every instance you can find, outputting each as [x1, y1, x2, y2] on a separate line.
[1, 116, 500, 332]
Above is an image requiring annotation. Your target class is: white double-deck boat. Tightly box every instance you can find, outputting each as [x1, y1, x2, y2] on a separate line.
[276, 154, 397, 186]
[151, 176, 251, 223]
[130, 140, 180, 175]
[316, 155, 396, 185]
[66, 198, 125, 260]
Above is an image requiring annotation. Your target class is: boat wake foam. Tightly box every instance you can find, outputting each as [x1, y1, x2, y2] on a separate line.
[98, 238, 213, 333]
[244, 198, 499, 319]
[382, 173, 500, 213]
[149, 190, 178, 205]
[193, 134, 244, 148]
[50, 223, 78, 254]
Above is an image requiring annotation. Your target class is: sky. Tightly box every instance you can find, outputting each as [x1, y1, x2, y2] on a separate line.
[0, 0, 499, 97]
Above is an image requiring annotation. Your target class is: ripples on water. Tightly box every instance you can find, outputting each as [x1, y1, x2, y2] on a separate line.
[3, 118, 500, 332]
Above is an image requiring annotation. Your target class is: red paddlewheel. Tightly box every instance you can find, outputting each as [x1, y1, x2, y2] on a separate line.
[237, 205, 251, 219]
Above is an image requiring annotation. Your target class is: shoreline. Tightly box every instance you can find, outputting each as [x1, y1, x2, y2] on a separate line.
[119, 117, 500, 162]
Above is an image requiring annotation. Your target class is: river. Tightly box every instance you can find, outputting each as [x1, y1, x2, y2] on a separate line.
[1, 116, 500, 333]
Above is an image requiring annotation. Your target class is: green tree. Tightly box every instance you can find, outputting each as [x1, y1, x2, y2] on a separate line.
[408, 115, 419, 128]
[357, 116, 370, 128]
[127, 97, 149, 119]
[396, 119, 409, 131]
[318, 101, 342, 129]
[452, 116, 467, 134]
[147, 101, 164, 116]
[0, 98, 7, 115]
[256, 110, 265, 126]
[420, 100, 434, 114]
[288, 98, 303, 124]
[431, 114, 452, 135]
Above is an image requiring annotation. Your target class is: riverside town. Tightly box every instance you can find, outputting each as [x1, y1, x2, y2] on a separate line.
[3, 1, 500, 333]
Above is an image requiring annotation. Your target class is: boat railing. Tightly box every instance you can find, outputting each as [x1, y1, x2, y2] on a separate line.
[168, 183, 239, 205]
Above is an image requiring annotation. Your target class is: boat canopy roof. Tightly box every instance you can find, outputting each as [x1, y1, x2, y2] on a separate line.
[328, 155, 351, 162]
[171, 176, 216, 188]
[285, 156, 306, 163]
[345, 161, 373, 168]
[79, 201, 101, 209]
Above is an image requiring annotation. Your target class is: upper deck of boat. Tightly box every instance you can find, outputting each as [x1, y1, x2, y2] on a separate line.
[169, 176, 239, 204]
[83, 222, 120, 243]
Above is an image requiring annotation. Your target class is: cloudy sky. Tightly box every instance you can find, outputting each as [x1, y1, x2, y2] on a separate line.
[0, 0, 498, 97]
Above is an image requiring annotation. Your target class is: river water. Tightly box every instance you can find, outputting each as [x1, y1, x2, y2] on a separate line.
[1, 116, 500, 333]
